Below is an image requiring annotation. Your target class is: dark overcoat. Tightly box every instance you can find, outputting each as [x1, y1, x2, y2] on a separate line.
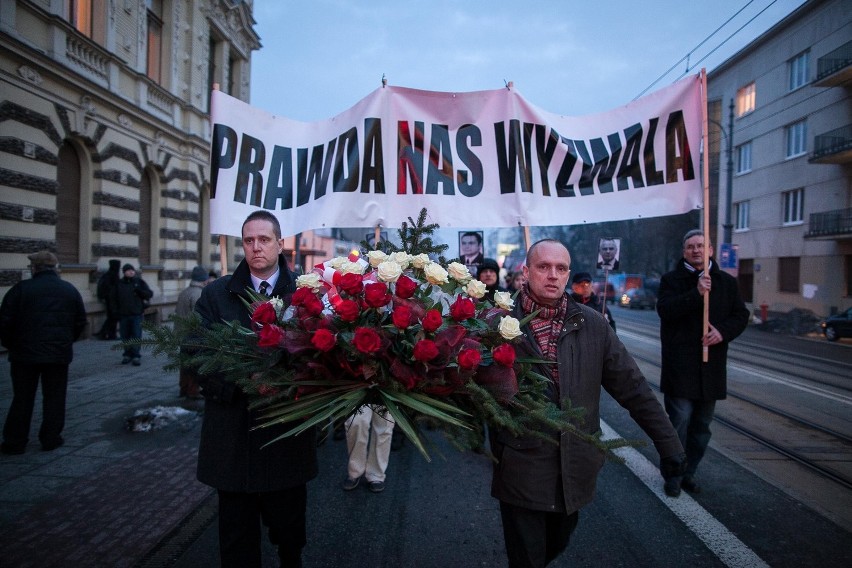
[656, 259, 750, 401]
[490, 296, 682, 514]
[0, 270, 87, 364]
[193, 255, 318, 492]
[112, 276, 153, 317]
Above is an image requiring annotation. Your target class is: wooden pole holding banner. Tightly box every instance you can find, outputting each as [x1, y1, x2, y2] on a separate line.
[211, 82, 229, 277]
[373, 225, 381, 249]
[700, 69, 710, 362]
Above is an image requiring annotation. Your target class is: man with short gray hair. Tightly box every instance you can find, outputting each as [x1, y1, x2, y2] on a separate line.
[0, 251, 87, 454]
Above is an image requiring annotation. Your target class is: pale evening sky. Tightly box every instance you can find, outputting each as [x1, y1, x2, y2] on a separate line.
[249, 0, 807, 121]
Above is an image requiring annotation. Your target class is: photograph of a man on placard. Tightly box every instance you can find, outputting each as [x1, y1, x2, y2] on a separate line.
[459, 231, 484, 269]
[596, 237, 621, 271]
[365, 231, 389, 250]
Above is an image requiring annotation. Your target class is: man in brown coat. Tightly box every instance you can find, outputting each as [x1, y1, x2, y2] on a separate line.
[492, 239, 685, 567]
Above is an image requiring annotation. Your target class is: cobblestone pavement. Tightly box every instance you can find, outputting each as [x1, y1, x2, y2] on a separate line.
[0, 338, 212, 568]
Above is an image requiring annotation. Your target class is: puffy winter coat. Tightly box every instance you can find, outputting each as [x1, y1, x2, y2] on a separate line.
[112, 276, 153, 317]
[656, 259, 750, 400]
[490, 295, 682, 514]
[193, 255, 318, 492]
[0, 269, 87, 364]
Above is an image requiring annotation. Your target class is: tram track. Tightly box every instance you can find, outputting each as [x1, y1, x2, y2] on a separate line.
[626, 341, 852, 493]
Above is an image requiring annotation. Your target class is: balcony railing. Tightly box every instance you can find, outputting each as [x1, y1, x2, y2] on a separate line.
[810, 124, 852, 164]
[815, 40, 852, 86]
[805, 208, 852, 239]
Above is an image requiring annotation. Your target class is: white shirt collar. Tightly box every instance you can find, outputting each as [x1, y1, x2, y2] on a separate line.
[250, 268, 280, 294]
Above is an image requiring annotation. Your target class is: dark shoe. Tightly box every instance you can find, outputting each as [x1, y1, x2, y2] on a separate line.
[664, 478, 681, 497]
[681, 477, 702, 494]
[41, 437, 64, 452]
[131, 358, 141, 366]
[367, 481, 385, 493]
[121, 357, 131, 364]
[1, 442, 25, 455]
[342, 477, 360, 491]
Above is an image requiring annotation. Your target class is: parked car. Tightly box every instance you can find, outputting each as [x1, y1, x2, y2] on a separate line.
[619, 288, 656, 310]
[820, 307, 852, 341]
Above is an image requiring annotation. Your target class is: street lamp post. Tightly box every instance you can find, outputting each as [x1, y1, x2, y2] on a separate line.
[710, 99, 735, 245]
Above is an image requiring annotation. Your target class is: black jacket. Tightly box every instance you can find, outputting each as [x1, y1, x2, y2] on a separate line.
[112, 276, 153, 316]
[570, 291, 616, 332]
[657, 259, 750, 400]
[0, 270, 87, 364]
[193, 255, 318, 492]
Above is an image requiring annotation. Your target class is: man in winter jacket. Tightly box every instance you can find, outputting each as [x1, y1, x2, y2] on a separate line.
[491, 239, 685, 567]
[193, 210, 318, 568]
[569, 271, 615, 332]
[95, 259, 121, 339]
[0, 251, 87, 454]
[112, 263, 153, 366]
[657, 229, 749, 497]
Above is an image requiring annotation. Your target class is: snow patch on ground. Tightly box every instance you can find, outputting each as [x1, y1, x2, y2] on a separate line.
[125, 406, 197, 432]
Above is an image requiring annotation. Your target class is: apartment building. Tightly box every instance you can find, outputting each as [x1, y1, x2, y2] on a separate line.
[707, 0, 851, 318]
[0, 0, 261, 327]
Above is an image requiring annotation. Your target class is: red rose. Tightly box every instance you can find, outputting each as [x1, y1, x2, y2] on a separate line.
[392, 305, 413, 329]
[257, 324, 285, 348]
[338, 273, 364, 296]
[335, 299, 360, 322]
[394, 275, 417, 299]
[492, 343, 516, 367]
[301, 295, 324, 317]
[311, 328, 337, 352]
[291, 287, 316, 306]
[413, 339, 439, 362]
[457, 348, 482, 370]
[449, 295, 475, 321]
[363, 282, 392, 308]
[251, 302, 277, 329]
[352, 327, 382, 354]
[421, 309, 443, 333]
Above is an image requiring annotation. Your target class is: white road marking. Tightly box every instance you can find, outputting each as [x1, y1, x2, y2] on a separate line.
[600, 420, 770, 568]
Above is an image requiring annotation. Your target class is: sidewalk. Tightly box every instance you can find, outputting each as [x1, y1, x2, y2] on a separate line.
[0, 338, 213, 568]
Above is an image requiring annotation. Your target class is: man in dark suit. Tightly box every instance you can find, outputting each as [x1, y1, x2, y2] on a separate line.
[194, 210, 318, 567]
[0, 251, 87, 454]
[460, 231, 484, 269]
[596, 238, 620, 271]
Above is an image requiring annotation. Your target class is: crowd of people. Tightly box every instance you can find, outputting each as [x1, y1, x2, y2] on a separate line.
[0, 218, 748, 567]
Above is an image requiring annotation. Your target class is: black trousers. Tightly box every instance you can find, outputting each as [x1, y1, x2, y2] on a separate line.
[218, 485, 308, 568]
[499, 502, 579, 568]
[2, 362, 68, 449]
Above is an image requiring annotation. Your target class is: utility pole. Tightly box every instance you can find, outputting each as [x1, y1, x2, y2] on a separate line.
[722, 98, 735, 245]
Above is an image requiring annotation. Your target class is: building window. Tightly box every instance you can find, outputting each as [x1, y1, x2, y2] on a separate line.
[738, 259, 754, 303]
[56, 142, 82, 264]
[66, 0, 106, 44]
[778, 257, 800, 293]
[789, 51, 809, 91]
[735, 201, 750, 230]
[782, 188, 804, 225]
[146, 0, 163, 83]
[735, 82, 755, 117]
[736, 142, 752, 173]
[785, 120, 807, 157]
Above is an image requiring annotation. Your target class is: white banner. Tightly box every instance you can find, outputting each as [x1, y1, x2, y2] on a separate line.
[209, 75, 702, 237]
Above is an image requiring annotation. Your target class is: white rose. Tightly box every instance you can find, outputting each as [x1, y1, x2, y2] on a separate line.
[447, 262, 472, 284]
[339, 260, 366, 275]
[296, 273, 322, 290]
[388, 252, 412, 269]
[410, 253, 431, 269]
[423, 262, 449, 286]
[465, 279, 487, 299]
[376, 260, 403, 283]
[498, 316, 522, 340]
[367, 250, 388, 267]
[327, 256, 348, 269]
[493, 291, 515, 310]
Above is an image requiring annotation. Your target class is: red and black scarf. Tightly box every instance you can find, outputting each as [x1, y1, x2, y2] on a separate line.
[521, 286, 567, 386]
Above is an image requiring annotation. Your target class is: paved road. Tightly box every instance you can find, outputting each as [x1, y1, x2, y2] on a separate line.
[1, 331, 850, 567]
